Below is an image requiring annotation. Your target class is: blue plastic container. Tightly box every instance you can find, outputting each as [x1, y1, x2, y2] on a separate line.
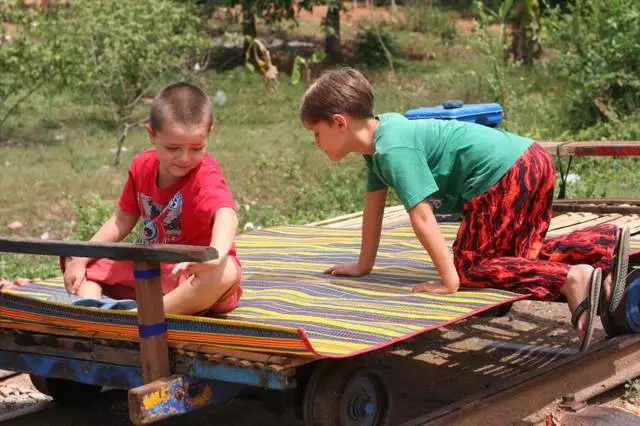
[404, 100, 504, 127]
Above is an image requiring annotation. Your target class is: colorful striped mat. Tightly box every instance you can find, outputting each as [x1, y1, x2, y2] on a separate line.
[0, 224, 526, 357]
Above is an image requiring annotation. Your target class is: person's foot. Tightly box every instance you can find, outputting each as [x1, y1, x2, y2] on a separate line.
[561, 264, 595, 340]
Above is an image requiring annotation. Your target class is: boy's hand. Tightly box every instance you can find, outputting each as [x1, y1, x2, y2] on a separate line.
[171, 259, 222, 276]
[64, 260, 87, 295]
[324, 263, 370, 277]
[412, 280, 458, 294]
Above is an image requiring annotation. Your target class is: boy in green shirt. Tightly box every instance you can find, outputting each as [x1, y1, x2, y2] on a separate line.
[299, 68, 629, 351]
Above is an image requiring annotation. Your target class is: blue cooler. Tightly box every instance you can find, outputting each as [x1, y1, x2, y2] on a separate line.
[404, 100, 503, 127]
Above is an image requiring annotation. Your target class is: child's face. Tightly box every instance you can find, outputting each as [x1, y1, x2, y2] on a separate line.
[147, 120, 210, 183]
[304, 115, 350, 161]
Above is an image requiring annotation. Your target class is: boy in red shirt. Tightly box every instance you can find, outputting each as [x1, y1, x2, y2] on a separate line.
[62, 82, 242, 316]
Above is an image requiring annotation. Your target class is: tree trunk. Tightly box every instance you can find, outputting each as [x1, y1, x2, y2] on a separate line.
[325, 2, 342, 63]
[242, 0, 257, 54]
[507, 0, 542, 66]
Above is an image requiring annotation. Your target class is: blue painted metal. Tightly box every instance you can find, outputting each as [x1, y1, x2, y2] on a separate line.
[625, 272, 640, 332]
[0, 348, 295, 390]
[0, 349, 143, 389]
[186, 358, 295, 390]
[131, 375, 244, 423]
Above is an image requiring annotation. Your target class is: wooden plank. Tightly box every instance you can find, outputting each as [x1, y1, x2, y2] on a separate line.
[133, 261, 170, 384]
[547, 214, 622, 236]
[0, 331, 141, 367]
[0, 237, 217, 263]
[624, 218, 640, 235]
[604, 214, 640, 228]
[548, 212, 599, 231]
[128, 375, 243, 425]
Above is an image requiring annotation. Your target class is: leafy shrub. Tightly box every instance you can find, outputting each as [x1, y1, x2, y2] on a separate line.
[0, 8, 69, 138]
[546, 0, 640, 129]
[354, 25, 398, 68]
[404, 0, 459, 43]
[71, 195, 114, 241]
[72, 195, 140, 243]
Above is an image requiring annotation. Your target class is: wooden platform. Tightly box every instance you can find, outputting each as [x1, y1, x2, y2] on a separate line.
[311, 204, 640, 242]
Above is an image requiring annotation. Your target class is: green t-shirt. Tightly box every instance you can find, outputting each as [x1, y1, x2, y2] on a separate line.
[364, 113, 533, 214]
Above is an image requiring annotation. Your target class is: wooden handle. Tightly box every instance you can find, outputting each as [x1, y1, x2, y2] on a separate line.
[0, 237, 218, 262]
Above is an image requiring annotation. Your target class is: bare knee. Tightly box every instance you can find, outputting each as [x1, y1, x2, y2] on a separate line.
[193, 257, 238, 297]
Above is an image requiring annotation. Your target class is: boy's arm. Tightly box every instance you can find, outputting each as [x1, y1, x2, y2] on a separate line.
[408, 200, 460, 293]
[67, 208, 139, 267]
[209, 207, 238, 258]
[358, 188, 387, 273]
[171, 207, 237, 276]
[326, 188, 387, 276]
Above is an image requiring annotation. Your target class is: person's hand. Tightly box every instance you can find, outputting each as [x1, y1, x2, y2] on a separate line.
[64, 259, 87, 295]
[324, 263, 370, 277]
[412, 280, 457, 294]
[171, 258, 222, 276]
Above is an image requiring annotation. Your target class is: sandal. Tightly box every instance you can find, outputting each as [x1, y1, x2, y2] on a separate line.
[600, 227, 630, 337]
[571, 267, 602, 352]
[608, 227, 630, 313]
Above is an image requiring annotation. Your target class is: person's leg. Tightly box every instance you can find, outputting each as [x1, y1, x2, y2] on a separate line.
[453, 143, 598, 346]
[75, 280, 103, 298]
[162, 256, 240, 315]
[540, 223, 627, 313]
[454, 142, 562, 297]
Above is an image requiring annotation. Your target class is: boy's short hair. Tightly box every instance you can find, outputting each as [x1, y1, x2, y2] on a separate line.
[300, 67, 374, 124]
[149, 82, 213, 132]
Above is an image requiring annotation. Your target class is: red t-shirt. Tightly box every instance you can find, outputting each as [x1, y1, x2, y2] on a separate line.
[118, 149, 238, 258]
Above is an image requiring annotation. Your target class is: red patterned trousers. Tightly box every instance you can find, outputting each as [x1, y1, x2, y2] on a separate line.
[453, 143, 618, 300]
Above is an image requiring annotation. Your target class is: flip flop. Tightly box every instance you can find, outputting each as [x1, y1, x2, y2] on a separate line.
[608, 226, 630, 313]
[571, 267, 602, 352]
[72, 298, 137, 311]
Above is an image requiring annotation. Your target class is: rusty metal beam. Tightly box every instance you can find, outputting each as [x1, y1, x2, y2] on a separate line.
[553, 203, 640, 215]
[539, 141, 640, 157]
[402, 335, 640, 426]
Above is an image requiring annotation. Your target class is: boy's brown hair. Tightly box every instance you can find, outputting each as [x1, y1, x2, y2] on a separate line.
[149, 82, 213, 132]
[300, 68, 375, 124]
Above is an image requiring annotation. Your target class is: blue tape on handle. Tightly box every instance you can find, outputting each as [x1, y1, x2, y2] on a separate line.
[139, 322, 168, 338]
[133, 268, 161, 279]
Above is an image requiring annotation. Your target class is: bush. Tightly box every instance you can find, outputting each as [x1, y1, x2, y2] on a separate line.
[354, 25, 398, 68]
[72, 195, 140, 243]
[55, 0, 213, 121]
[0, 8, 70, 138]
[404, 0, 458, 42]
[546, 0, 640, 129]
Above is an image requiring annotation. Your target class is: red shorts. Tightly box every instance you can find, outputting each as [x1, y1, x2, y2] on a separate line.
[60, 256, 243, 315]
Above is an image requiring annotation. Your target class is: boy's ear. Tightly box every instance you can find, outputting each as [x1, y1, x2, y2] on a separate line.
[145, 123, 155, 142]
[331, 114, 348, 129]
[210, 123, 215, 132]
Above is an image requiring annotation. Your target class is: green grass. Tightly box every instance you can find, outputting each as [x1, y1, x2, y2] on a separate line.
[1, 4, 640, 279]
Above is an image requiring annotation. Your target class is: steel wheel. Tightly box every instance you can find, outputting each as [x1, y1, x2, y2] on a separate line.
[303, 361, 391, 426]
